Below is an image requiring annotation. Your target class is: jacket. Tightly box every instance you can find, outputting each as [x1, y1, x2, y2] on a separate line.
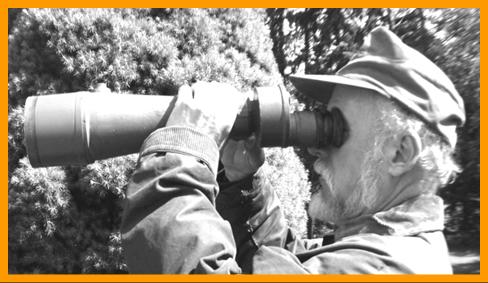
[120, 126, 453, 274]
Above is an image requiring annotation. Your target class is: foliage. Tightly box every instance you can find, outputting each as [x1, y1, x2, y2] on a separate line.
[9, 158, 72, 273]
[8, 105, 25, 178]
[8, 8, 308, 273]
[429, 9, 480, 246]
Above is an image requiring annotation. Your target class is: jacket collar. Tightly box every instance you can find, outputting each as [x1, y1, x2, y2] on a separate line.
[335, 194, 445, 240]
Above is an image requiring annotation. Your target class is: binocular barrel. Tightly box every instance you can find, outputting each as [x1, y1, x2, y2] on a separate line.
[24, 86, 346, 168]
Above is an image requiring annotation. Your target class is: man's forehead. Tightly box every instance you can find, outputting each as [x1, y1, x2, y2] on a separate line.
[328, 85, 385, 128]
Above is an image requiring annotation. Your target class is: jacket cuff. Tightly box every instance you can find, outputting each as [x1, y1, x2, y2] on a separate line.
[140, 126, 219, 175]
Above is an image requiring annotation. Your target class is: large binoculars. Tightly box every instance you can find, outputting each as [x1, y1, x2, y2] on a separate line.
[24, 85, 347, 168]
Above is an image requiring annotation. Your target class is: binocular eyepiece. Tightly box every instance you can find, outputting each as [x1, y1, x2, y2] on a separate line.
[24, 85, 348, 167]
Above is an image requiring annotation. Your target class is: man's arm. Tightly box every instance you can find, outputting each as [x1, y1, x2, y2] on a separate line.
[120, 127, 242, 273]
[121, 82, 315, 274]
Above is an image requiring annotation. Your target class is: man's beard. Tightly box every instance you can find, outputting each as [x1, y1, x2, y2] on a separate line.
[308, 144, 384, 224]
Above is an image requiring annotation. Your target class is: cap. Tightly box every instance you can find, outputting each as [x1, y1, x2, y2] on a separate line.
[289, 26, 465, 148]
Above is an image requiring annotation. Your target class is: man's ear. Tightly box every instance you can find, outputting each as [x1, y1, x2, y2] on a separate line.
[385, 131, 422, 176]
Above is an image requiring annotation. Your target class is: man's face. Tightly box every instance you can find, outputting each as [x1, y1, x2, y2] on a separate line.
[308, 85, 387, 224]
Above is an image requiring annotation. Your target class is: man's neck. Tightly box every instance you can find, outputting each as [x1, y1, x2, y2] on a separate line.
[334, 194, 445, 240]
[377, 167, 432, 213]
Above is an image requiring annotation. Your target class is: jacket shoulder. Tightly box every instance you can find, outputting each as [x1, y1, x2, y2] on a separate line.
[299, 232, 452, 274]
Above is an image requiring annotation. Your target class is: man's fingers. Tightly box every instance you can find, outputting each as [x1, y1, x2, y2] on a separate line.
[171, 81, 245, 149]
[244, 135, 265, 165]
[244, 135, 257, 149]
[245, 135, 262, 155]
[176, 84, 193, 104]
[221, 139, 238, 164]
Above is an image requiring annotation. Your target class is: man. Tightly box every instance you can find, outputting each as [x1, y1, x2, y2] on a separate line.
[120, 27, 465, 274]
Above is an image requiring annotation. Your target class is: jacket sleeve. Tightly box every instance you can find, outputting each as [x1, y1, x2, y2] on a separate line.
[216, 167, 318, 273]
[120, 126, 241, 274]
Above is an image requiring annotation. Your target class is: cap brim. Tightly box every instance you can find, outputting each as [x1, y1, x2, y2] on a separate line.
[289, 74, 381, 103]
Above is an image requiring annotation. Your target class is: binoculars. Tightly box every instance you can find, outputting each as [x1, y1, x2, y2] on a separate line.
[24, 84, 347, 168]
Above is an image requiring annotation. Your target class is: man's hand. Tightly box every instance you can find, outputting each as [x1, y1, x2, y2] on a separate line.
[166, 82, 245, 149]
[221, 135, 265, 182]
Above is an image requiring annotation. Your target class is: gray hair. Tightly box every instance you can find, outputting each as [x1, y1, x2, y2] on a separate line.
[375, 98, 461, 192]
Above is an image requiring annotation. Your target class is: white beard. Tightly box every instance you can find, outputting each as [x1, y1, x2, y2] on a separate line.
[308, 160, 341, 222]
[308, 145, 384, 224]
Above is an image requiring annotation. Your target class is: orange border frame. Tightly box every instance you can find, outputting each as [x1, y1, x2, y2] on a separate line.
[2, 3, 484, 282]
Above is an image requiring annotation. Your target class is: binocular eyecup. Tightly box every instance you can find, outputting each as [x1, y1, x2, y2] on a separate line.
[230, 86, 347, 149]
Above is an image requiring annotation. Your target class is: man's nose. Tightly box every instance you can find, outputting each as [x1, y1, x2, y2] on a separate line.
[307, 147, 328, 158]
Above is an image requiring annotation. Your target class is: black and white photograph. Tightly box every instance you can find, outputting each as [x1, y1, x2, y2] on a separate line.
[7, 8, 480, 275]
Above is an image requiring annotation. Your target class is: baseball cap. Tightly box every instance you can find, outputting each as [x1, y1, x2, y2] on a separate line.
[289, 26, 465, 148]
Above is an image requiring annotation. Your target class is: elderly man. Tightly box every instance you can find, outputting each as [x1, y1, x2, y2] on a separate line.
[120, 27, 465, 274]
